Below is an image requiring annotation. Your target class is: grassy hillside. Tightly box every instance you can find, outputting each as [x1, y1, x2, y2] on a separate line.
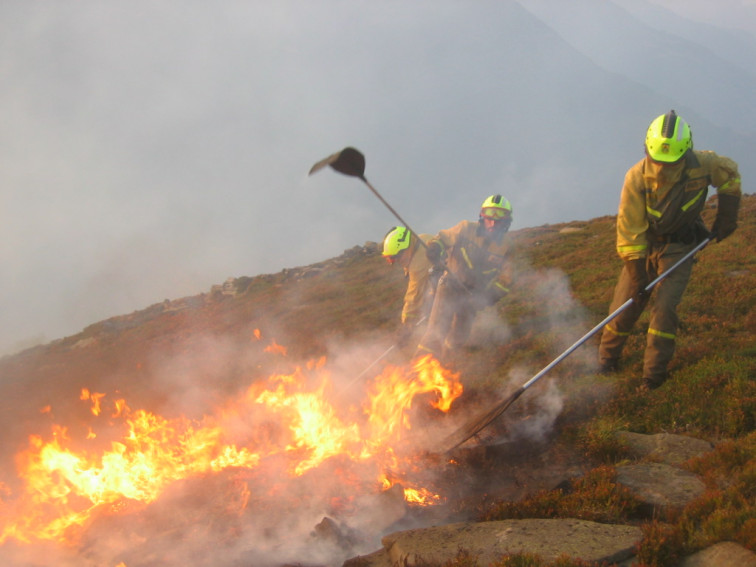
[0, 194, 753, 566]
[476, 195, 756, 565]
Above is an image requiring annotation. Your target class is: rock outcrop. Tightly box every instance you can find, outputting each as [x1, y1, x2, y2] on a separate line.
[613, 431, 712, 516]
[615, 431, 714, 466]
[345, 518, 641, 567]
[341, 431, 747, 567]
[680, 541, 756, 567]
[616, 462, 706, 516]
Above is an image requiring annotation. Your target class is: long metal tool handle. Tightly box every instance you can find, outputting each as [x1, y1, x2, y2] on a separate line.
[359, 175, 429, 252]
[347, 344, 396, 388]
[309, 147, 430, 251]
[310, 147, 478, 298]
[361, 174, 479, 299]
[522, 236, 710, 391]
[339, 315, 429, 394]
[444, 237, 711, 452]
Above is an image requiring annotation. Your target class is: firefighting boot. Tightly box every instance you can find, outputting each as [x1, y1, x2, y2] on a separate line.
[641, 372, 670, 390]
[642, 328, 676, 390]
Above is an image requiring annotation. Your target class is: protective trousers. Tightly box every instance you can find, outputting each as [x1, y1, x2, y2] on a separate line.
[416, 273, 477, 359]
[598, 241, 696, 381]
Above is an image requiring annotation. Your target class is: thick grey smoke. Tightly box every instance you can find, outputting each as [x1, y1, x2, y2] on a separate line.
[0, 328, 460, 567]
[2, 0, 754, 358]
[468, 263, 599, 447]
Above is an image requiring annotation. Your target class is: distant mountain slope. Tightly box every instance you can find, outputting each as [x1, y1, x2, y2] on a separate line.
[519, 0, 756, 135]
[610, 0, 756, 75]
[322, 0, 755, 241]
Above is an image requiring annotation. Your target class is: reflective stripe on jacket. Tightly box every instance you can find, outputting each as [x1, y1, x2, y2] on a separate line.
[616, 150, 741, 260]
[430, 220, 512, 292]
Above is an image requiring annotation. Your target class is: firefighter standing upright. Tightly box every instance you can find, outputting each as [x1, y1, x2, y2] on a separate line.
[598, 110, 741, 389]
[416, 195, 514, 361]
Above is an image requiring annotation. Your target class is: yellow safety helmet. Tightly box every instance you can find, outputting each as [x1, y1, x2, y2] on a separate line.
[645, 110, 692, 163]
[382, 226, 411, 257]
[480, 194, 513, 220]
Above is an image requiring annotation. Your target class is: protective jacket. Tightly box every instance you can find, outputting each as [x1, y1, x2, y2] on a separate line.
[601, 148, 742, 386]
[398, 233, 434, 325]
[416, 220, 513, 360]
[430, 220, 512, 297]
[616, 150, 741, 260]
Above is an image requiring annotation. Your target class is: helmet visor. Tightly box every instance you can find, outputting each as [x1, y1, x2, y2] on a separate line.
[480, 207, 510, 220]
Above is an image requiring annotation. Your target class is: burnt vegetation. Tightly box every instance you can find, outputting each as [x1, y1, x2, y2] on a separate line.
[0, 194, 754, 566]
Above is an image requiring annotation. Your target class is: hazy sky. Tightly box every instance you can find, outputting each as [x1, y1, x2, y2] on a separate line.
[646, 0, 756, 34]
[1, 0, 754, 357]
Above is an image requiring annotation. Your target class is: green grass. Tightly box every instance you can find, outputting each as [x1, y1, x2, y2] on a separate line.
[480, 465, 644, 524]
[580, 355, 756, 439]
[425, 194, 756, 565]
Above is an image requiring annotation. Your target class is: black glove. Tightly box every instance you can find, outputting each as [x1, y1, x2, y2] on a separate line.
[425, 241, 445, 268]
[624, 258, 649, 303]
[693, 220, 712, 244]
[711, 193, 740, 242]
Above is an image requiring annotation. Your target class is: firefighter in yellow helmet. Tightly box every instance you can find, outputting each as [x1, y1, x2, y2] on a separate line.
[381, 226, 439, 347]
[598, 110, 741, 389]
[415, 194, 514, 361]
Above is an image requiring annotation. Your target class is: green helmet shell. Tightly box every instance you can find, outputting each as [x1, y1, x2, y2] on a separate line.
[480, 194, 513, 220]
[382, 226, 411, 256]
[645, 110, 692, 163]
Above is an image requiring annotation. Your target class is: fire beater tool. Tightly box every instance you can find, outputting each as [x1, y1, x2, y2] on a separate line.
[309, 147, 430, 253]
[309, 147, 473, 296]
[442, 236, 712, 453]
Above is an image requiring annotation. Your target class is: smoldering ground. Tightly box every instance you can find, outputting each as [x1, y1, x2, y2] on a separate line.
[445, 262, 613, 448]
[0, 258, 616, 567]
[0, 328, 470, 567]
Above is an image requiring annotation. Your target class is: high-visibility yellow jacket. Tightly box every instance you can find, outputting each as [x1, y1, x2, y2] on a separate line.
[430, 220, 512, 295]
[399, 233, 434, 325]
[617, 150, 741, 260]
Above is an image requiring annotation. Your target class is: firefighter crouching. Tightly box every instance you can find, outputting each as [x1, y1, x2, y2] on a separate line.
[598, 110, 742, 390]
[415, 194, 514, 361]
[381, 226, 439, 347]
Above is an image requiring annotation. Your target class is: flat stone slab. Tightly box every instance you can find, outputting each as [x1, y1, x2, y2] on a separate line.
[616, 462, 705, 514]
[681, 541, 756, 567]
[377, 518, 641, 566]
[615, 431, 713, 465]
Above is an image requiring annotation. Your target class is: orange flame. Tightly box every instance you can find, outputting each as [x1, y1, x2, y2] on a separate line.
[364, 355, 463, 449]
[263, 340, 287, 356]
[80, 388, 106, 416]
[403, 486, 441, 506]
[0, 347, 462, 547]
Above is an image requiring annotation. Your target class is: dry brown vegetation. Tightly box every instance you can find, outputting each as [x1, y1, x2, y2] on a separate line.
[0, 194, 753, 566]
